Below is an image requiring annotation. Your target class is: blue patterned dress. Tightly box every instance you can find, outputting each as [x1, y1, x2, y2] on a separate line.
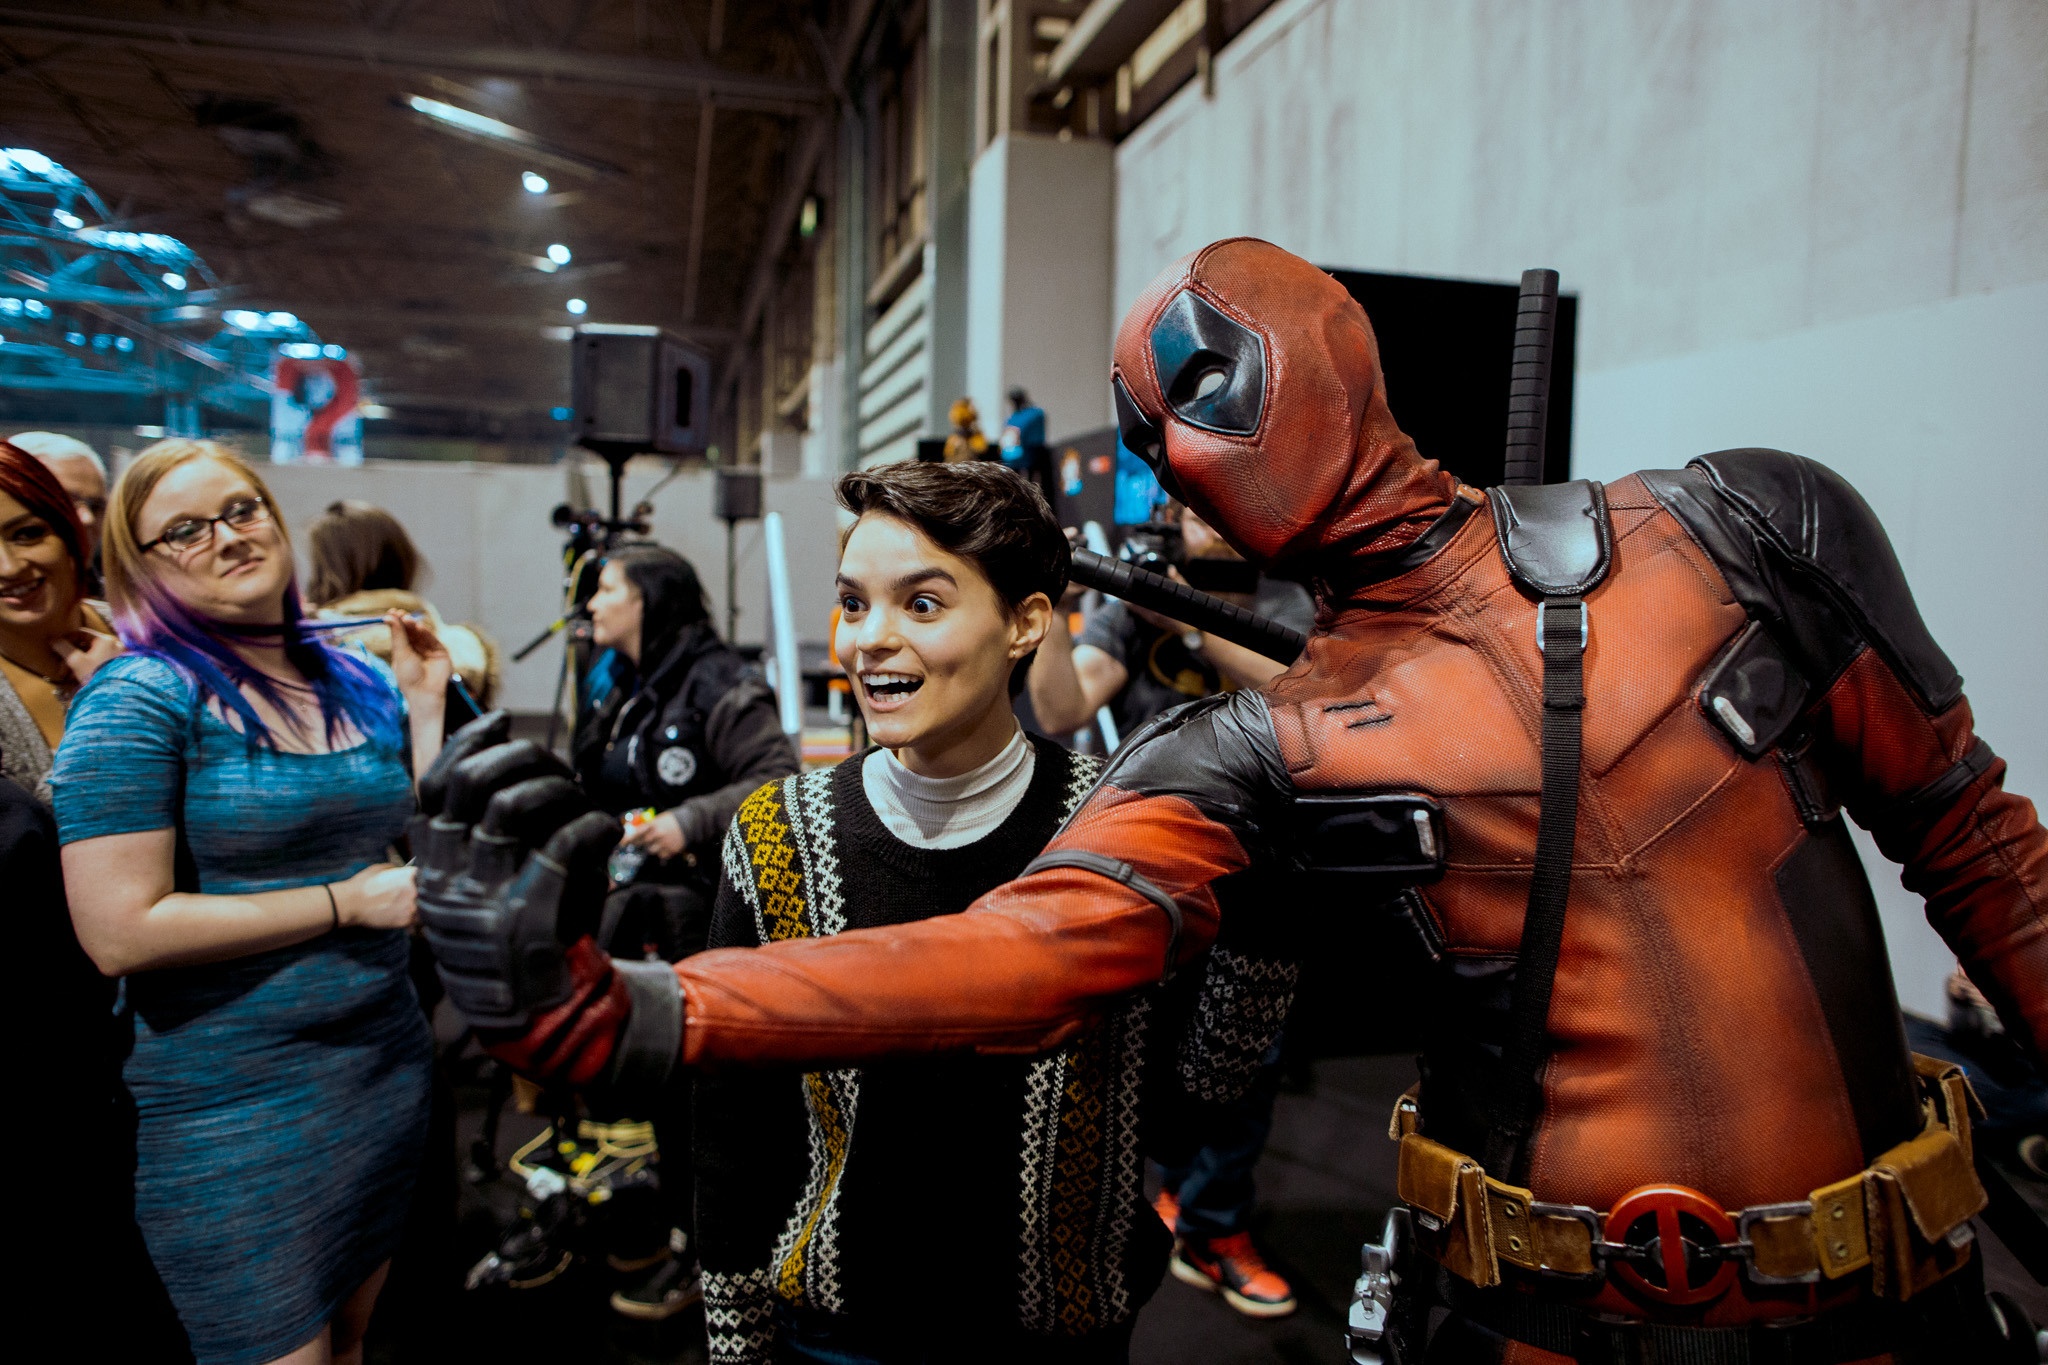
[51, 654, 432, 1365]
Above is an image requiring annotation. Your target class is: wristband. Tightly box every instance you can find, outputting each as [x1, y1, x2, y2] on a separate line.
[324, 883, 340, 932]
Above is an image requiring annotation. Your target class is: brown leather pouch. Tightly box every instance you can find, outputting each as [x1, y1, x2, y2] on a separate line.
[1398, 1133, 1499, 1287]
[1388, 1084, 1421, 1140]
[1866, 1125, 1986, 1300]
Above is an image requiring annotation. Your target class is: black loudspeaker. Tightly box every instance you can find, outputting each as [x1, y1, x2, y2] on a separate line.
[1321, 268, 1576, 487]
[571, 325, 713, 456]
[714, 467, 762, 522]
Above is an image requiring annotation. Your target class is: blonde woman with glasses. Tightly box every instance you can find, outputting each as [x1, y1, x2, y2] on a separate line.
[51, 439, 451, 1365]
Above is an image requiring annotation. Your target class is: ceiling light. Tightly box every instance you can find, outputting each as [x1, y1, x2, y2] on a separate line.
[223, 309, 262, 329]
[6, 148, 54, 174]
[799, 196, 819, 238]
[547, 243, 572, 265]
[134, 425, 166, 438]
[407, 95, 521, 141]
[322, 344, 347, 359]
[361, 404, 393, 419]
[541, 326, 574, 341]
[550, 406, 573, 420]
[523, 171, 549, 194]
[266, 311, 300, 330]
[397, 95, 624, 180]
[565, 298, 587, 315]
[161, 272, 187, 290]
[53, 208, 83, 230]
[534, 259, 560, 273]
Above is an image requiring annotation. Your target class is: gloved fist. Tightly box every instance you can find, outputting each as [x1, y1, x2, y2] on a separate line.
[413, 711, 619, 1030]
[413, 714, 683, 1092]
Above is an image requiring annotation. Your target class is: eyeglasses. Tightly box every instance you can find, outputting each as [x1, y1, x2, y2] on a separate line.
[140, 496, 273, 553]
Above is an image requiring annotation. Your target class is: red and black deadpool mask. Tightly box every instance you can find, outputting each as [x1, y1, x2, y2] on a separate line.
[1111, 238, 1451, 575]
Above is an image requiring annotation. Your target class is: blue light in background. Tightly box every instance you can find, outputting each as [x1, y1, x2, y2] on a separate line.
[550, 406, 573, 420]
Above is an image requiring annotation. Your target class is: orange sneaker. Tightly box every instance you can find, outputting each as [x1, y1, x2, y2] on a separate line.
[1171, 1231, 1297, 1318]
[1152, 1188, 1180, 1234]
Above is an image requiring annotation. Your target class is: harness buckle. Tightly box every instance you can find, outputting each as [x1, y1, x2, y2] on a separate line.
[1534, 598, 1587, 654]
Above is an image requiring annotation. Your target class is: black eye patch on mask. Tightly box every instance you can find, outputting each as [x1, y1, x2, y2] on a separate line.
[1149, 291, 1266, 436]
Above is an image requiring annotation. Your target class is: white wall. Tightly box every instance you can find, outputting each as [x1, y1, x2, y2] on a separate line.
[1114, 0, 2046, 366]
[967, 132, 1118, 441]
[1112, 0, 2048, 1014]
[261, 460, 843, 714]
[1576, 283, 2048, 1016]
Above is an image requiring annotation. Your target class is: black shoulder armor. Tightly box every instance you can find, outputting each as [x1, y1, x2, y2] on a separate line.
[1640, 449, 1961, 713]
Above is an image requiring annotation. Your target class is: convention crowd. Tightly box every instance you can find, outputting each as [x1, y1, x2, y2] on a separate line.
[3, 429, 1303, 1365]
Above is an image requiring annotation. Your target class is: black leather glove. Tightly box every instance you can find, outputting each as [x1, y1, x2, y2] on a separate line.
[414, 711, 615, 1028]
[414, 713, 685, 1091]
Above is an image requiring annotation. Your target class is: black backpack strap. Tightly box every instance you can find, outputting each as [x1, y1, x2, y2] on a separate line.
[1482, 481, 1609, 1180]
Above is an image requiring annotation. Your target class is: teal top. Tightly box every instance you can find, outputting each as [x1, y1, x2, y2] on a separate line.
[49, 652, 432, 1365]
[53, 652, 413, 892]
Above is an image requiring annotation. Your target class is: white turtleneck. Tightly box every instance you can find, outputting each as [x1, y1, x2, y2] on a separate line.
[861, 725, 1036, 850]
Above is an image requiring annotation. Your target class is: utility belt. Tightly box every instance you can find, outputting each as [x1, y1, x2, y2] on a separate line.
[1390, 1054, 1987, 1305]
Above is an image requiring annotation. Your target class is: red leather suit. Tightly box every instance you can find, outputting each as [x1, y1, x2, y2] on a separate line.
[670, 239, 2048, 1347]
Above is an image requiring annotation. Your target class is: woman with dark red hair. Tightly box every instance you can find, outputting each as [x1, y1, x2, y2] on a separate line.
[0, 438, 119, 804]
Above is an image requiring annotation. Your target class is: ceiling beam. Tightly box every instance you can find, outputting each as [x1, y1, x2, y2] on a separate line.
[728, 0, 878, 356]
[0, 6, 827, 113]
[264, 305, 735, 343]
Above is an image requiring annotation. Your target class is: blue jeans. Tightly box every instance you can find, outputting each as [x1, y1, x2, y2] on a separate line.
[1158, 1038, 1285, 1240]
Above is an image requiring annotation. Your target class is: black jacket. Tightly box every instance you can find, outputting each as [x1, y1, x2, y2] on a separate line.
[573, 622, 802, 870]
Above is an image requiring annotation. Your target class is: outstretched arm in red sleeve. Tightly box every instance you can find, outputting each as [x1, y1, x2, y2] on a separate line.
[1820, 649, 2048, 1062]
[676, 691, 1288, 1069]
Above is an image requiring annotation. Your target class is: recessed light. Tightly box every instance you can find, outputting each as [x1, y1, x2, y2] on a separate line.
[547, 243, 572, 265]
[566, 298, 587, 315]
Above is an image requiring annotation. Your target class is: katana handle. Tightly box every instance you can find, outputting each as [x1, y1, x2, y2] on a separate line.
[1502, 268, 1560, 487]
[1069, 548, 1307, 666]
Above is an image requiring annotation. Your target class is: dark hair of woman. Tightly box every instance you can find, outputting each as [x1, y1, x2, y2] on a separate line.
[835, 459, 1069, 694]
[0, 439, 88, 579]
[305, 500, 420, 606]
[603, 543, 711, 664]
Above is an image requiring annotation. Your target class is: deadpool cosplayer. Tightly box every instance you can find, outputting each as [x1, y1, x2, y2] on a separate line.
[417, 239, 2048, 1363]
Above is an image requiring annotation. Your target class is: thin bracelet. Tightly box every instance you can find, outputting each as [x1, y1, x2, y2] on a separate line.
[324, 884, 340, 932]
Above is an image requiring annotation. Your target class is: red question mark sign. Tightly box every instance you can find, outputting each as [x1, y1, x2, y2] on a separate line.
[274, 357, 361, 460]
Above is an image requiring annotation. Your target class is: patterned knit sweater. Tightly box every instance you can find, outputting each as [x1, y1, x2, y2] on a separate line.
[693, 736, 1170, 1362]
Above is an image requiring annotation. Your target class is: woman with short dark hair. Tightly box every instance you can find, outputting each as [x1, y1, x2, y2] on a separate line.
[694, 460, 1168, 1364]
[565, 541, 801, 1320]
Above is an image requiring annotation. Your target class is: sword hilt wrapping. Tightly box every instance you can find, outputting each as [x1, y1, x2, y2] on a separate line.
[1502, 268, 1560, 487]
[1069, 547, 1307, 666]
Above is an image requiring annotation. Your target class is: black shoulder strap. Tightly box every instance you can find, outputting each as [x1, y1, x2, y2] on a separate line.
[1482, 481, 1609, 1180]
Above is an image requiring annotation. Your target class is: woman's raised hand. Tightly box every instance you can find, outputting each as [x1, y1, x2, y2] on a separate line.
[385, 608, 453, 704]
[50, 627, 121, 686]
[334, 861, 419, 930]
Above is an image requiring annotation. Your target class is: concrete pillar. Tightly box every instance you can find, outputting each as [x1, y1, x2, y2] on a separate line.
[966, 131, 1116, 443]
[923, 0, 978, 436]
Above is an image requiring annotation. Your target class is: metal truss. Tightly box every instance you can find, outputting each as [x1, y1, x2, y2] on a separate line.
[0, 146, 286, 414]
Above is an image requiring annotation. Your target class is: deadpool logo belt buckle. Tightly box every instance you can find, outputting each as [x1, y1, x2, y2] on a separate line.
[1605, 1183, 1741, 1306]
